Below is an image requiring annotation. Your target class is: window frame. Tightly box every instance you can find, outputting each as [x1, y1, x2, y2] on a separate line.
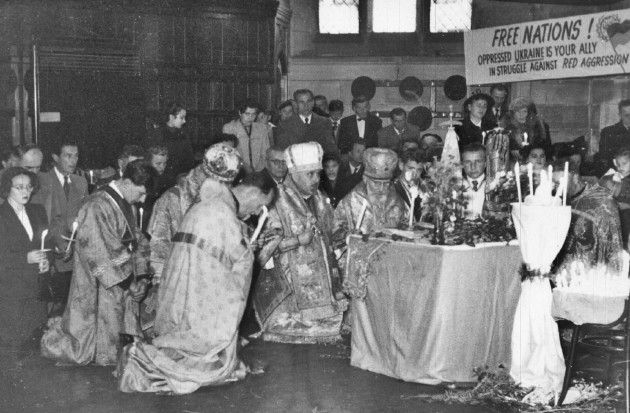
[315, 0, 467, 42]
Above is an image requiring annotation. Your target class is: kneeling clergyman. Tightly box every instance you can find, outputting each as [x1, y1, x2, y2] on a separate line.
[41, 160, 154, 366]
[118, 145, 276, 395]
[254, 142, 347, 344]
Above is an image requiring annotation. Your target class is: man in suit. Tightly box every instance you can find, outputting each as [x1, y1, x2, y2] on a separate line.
[222, 98, 270, 174]
[393, 149, 423, 222]
[30, 139, 89, 311]
[338, 95, 382, 154]
[336, 139, 366, 200]
[260, 146, 287, 187]
[377, 108, 421, 151]
[461, 143, 487, 219]
[484, 83, 510, 125]
[598, 99, 630, 170]
[329, 100, 344, 148]
[274, 89, 338, 154]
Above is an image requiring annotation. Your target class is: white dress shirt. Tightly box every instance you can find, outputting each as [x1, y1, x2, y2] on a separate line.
[300, 114, 313, 125]
[464, 174, 486, 219]
[356, 116, 366, 138]
[54, 167, 70, 186]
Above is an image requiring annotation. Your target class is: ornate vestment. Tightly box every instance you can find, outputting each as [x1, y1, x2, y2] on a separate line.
[333, 181, 407, 235]
[255, 176, 344, 344]
[117, 180, 253, 394]
[557, 183, 624, 272]
[41, 185, 149, 365]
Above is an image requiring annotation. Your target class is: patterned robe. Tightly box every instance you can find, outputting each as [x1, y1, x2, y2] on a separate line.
[333, 181, 407, 236]
[255, 176, 344, 344]
[41, 185, 149, 365]
[117, 180, 253, 394]
[557, 183, 624, 272]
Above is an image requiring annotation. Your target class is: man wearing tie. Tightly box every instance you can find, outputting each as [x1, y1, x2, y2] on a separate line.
[30, 139, 88, 312]
[274, 89, 338, 154]
[377, 108, 421, 151]
[338, 95, 382, 154]
[461, 143, 487, 219]
[486, 83, 509, 125]
[329, 99, 344, 147]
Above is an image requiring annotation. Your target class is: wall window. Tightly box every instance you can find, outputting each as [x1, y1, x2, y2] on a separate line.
[319, 0, 360, 34]
[372, 0, 416, 33]
[429, 0, 472, 33]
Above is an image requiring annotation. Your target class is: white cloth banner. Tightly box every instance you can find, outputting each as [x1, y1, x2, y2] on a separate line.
[465, 8, 630, 84]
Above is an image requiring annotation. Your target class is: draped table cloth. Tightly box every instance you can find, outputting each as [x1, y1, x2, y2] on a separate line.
[345, 235, 522, 384]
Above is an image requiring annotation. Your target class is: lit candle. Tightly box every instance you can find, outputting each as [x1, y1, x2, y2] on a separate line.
[523, 132, 528, 145]
[356, 199, 368, 231]
[515, 163, 522, 203]
[139, 207, 144, 231]
[65, 221, 79, 254]
[250, 205, 269, 244]
[527, 163, 533, 196]
[41, 229, 48, 251]
[89, 170, 94, 184]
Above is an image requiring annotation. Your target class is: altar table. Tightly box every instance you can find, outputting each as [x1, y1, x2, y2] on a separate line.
[345, 235, 522, 384]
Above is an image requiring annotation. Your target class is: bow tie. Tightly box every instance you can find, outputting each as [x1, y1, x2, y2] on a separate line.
[357, 118, 366, 122]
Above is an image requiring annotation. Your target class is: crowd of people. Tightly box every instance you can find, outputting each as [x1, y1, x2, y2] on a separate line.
[0, 83, 628, 394]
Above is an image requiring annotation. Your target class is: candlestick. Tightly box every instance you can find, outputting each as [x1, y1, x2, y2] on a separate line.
[65, 221, 79, 254]
[356, 199, 368, 231]
[41, 229, 48, 251]
[515, 163, 522, 204]
[527, 163, 533, 196]
[250, 205, 269, 244]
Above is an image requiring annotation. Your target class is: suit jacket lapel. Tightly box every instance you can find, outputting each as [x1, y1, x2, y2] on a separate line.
[1, 203, 34, 245]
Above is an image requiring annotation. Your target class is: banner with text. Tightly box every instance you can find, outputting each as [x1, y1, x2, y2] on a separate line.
[464, 9, 630, 84]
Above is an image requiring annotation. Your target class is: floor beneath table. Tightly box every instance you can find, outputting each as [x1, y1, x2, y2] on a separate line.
[0, 333, 512, 413]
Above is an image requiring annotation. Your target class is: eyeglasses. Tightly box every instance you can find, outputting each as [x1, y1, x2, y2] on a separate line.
[12, 185, 34, 192]
[269, 160, 286, 167]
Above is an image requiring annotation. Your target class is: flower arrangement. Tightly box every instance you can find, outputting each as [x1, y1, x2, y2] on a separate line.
[420, 156, 467, 244]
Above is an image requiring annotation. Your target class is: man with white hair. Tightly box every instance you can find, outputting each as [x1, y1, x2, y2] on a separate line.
[255, 142, 346, 344]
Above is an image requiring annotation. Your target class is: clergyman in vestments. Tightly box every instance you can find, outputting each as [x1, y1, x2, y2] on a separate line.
[118, 154, 276, 395]
[41, 160, 155, 366]
[254, 142, 347, 344]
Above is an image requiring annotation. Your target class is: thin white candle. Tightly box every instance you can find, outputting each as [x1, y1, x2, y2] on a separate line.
[515, 163, 522, 203]
[527, 163, 534, 196]
[250, 205, 269, 244]
[547, 165, 553, 188]
[408, 186, 419, 229]
[523, 132, 528, 144]
[89, 170, 94, 184]
[41, 229, 48, 251]
[562, 162, 569, 206]
[356, 199, 368, 231]
[65, 221, 79, 254]
[139, 207, 144, 231]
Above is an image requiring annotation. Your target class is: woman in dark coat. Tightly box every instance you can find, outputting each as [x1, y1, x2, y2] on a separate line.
[0, 167, 50, 355]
